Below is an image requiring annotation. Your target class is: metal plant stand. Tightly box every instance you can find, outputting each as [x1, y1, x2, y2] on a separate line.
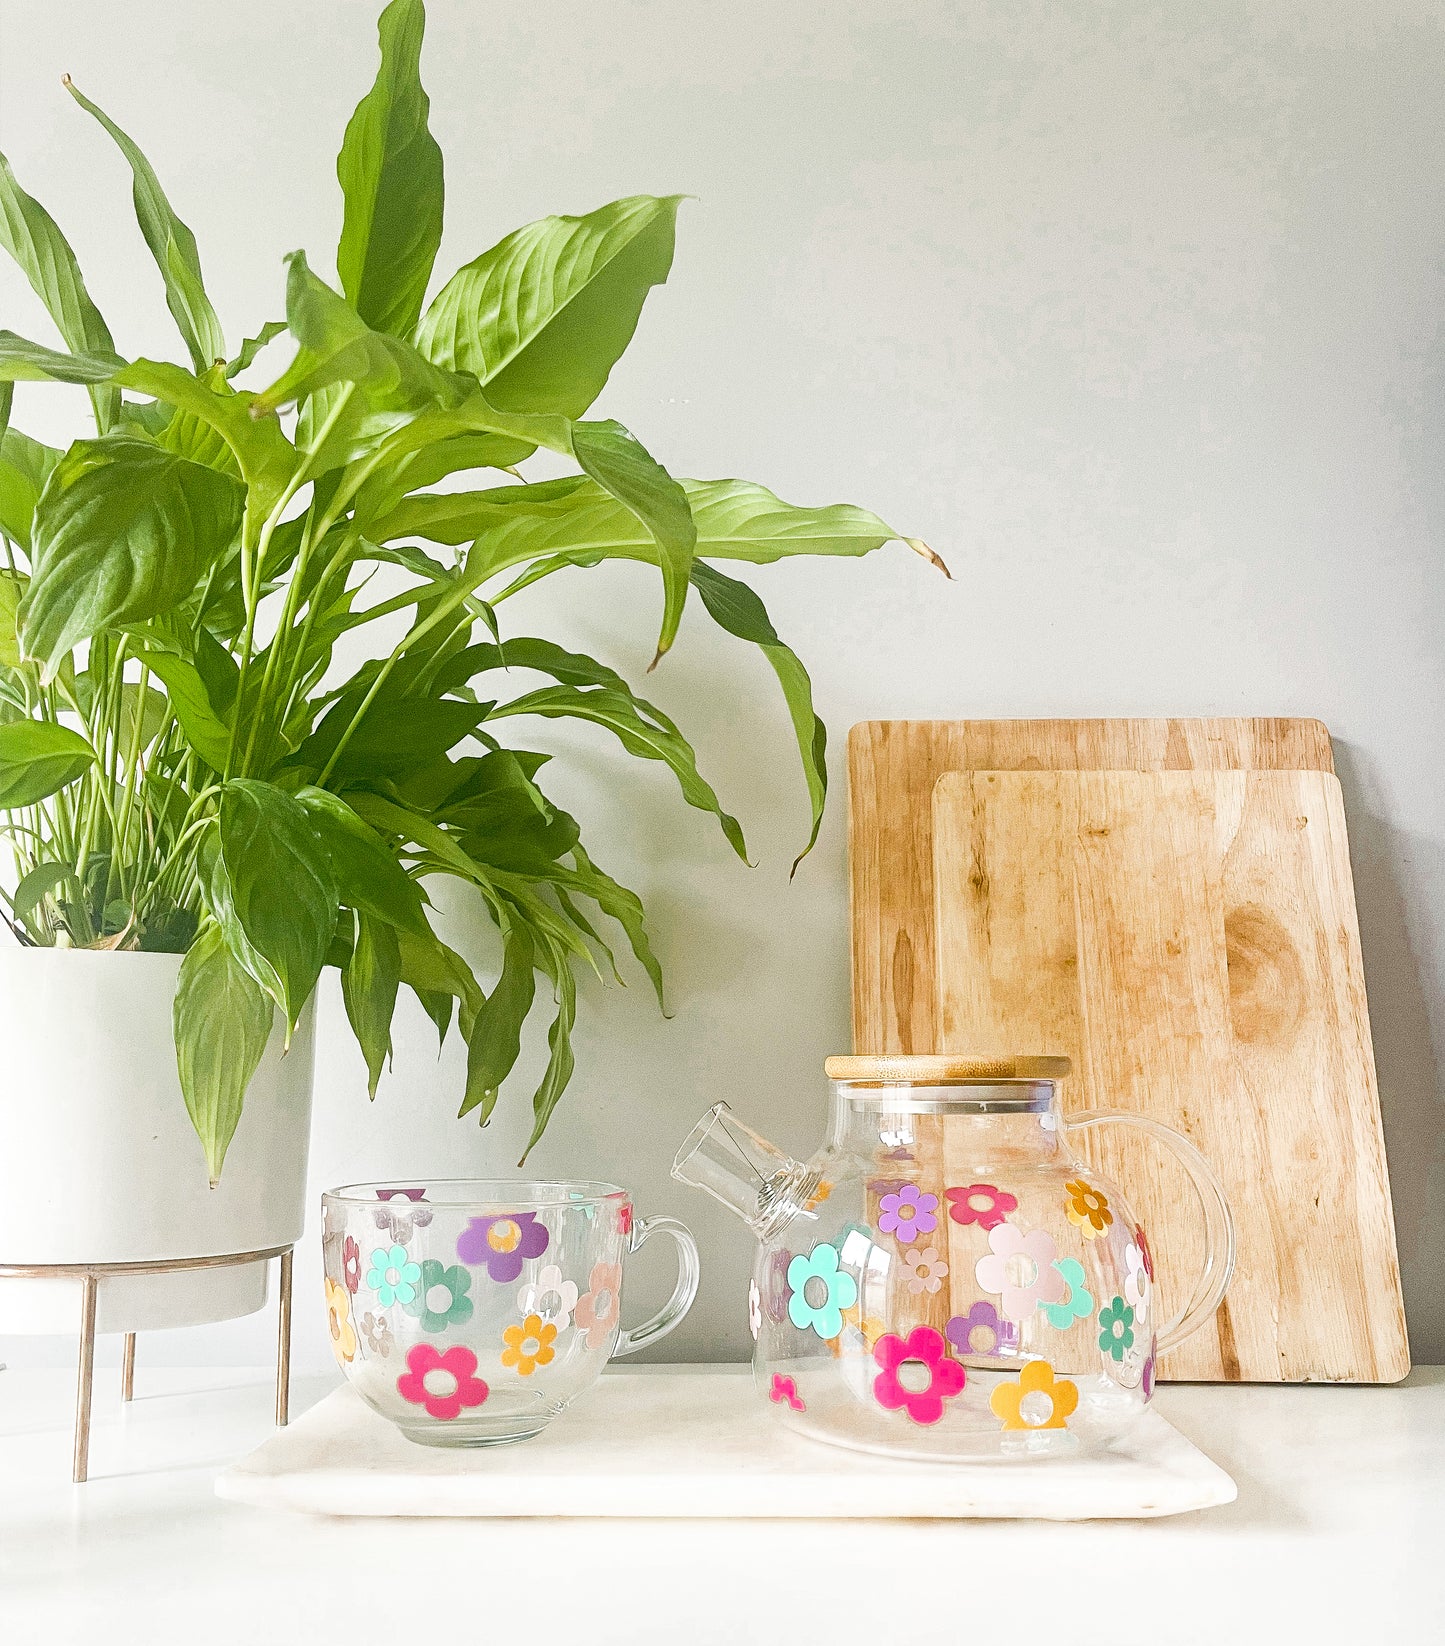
[0, 1244, 294, 1482]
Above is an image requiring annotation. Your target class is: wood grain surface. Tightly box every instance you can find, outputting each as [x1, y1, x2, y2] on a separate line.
[929, 769, 1407, 1383]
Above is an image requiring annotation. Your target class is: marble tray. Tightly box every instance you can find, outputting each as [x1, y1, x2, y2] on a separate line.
[216, 1368, 1236, 1519]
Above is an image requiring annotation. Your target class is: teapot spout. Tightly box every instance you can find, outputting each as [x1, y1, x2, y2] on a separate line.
[671, 1101, 813, 1239]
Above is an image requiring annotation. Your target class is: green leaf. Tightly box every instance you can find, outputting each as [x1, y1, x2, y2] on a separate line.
[690, 561, 827, 871]
[211, 778, 338, 1033]
[0, 428, 62, 549]
[22, 438, 244, 681]
[0, 719, 95, 808]
[294, 689, 492, 783]
[295, 785, 431, 936]
[570, 420, 695, 667]
[336, 0, 443, 339]
[139, 647, 233, 770]
[224, 320, 286, 379]
[416, 194, 681, 417]
[519, 937, 577, 1164]
[12, 859, 77, 920]
[63, 78, 225, 371]
[565, 843, 666, 1010]
[443, 749, 581, 874]
[489, 683, 746, 859]
[396, 923, 482, 1030]
[342, 910, 400, 1098]
[460, 922, 534, 1122]
[173, 919, 274, 1183]
[120, 680, 168, 753]
[0, 329, 121, 385]
[0, 570, 23, 667]
[0, 150, 119, 427]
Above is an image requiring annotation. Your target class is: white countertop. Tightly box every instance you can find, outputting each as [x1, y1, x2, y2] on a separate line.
[3, 1364, 1443, 1644]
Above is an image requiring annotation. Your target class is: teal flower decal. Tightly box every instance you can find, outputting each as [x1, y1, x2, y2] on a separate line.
[1098, 1295, 1136, 1361]
[404, 1259, 474, 1333]
[366, 1243, 421, 1308]
[1041, 1257, 1095, 1330]
[786, 1242, 858, 1338]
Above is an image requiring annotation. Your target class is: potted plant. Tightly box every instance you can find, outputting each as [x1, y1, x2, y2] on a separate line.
[0, 0, 939, 1334]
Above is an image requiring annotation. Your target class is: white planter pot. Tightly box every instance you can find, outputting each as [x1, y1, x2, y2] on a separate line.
[0, 948, 314, 1335]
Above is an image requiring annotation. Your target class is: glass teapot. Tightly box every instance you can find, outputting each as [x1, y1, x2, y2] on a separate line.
[672, 1054, 1234, 1460]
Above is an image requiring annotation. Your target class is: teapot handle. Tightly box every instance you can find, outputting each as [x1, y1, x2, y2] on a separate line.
[1065, 1111, 1237, 1358]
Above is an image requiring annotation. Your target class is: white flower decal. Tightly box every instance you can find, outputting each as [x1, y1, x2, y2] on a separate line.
[517, 1263, 578, 1331]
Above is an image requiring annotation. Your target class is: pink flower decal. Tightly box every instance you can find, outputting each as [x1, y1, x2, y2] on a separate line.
[975, 1223, 1068, 1321]
[618, 1201, 634, 1237]
[873, 1326, 966, 1425]
[945, 1300, 1017, 1357]
[877, 1183, 938, 1242]
[944, 1182, 1018, 1232]
[342, 1235, 361, 1295]
[902, 1245, 948, 1296]
[395, 1343, 490, 1421]
[1136, 1227, 1155, 1281]
[769, 1373, 806, 1412]
[575, 1260, 623, 1350]
[456, 1212, 549, 1282]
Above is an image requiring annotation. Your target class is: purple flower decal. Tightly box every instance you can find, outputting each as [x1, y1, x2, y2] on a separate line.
[1142, 1352, 1156, 1399]
[877, 1183, 938, 1242]
[765, 1248, 792, 1324]
[456, 1212, 549, 1282]
[372, 1187, 433, 1242]
[945, 1300, 1017, 1358]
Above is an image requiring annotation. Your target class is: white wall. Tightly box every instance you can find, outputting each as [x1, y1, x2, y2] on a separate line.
[2, 0, 1442, 1375]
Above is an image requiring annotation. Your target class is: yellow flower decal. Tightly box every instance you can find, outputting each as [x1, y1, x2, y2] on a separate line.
[828, 1302, 887, 1357]
[990, 1358, 1079, 1432]
[501, 1312, 558, 1377]
[325, 1276, 356, 1365]
[1064, 1178, 1113, 1239]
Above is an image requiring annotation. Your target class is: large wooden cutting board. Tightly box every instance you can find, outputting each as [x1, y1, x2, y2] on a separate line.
[929, 769, 1406, 1383]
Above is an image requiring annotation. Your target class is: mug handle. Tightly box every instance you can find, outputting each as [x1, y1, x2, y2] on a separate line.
[1065, 1111, 1237, 1357]
[612, 1214, 701, 1357]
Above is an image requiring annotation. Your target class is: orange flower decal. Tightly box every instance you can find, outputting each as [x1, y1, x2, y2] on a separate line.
[1064, 1178, 1112, 1239]
[989, 1358, 1078, 1432]
[828, 1302, 886, 1358]
[325, 1277, 356, 1365]
[501, 1312, 558, 1377]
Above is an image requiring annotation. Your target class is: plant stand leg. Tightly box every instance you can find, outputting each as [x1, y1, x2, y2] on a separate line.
[275, 1247, 293, 1427]
[121, 1332, 136, 1402]
[73, 1274, 97, 1484]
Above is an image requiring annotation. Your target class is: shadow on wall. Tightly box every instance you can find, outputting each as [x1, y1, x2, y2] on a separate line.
[1335, 741, 1445, 1366]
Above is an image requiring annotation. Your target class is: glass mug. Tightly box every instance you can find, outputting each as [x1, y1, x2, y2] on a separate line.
[322, 1180, 700, 1446]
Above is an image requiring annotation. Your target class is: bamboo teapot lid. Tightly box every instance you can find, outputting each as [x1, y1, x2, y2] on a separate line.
[823, 1053, 1070, 1085]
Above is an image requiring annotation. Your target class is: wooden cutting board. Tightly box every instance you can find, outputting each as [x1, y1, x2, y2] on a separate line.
[845, 718, 1405, 1382]
[928, 769, 1407, 1383]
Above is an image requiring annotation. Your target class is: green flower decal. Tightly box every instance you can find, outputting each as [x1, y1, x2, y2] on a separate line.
[786, 1242, 858, 1339]
[404, 1259, 474, 1333]
[1098, 1295, 1136, 1362]
[365, 1243, 422, 1308]
[1041, 1257, 1095, 1330]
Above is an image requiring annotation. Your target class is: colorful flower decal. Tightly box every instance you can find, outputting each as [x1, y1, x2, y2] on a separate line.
[456, 1212, 549, 1283]
[342, 1235, 362, 1295]
[1098, 1296, 1135, 1361]
[945, 1300, 1017, 1358]
[902, 1245, 949, 1296]
[836, 1222, 879, 1270]
[805, 1179, 834, 1211]
[1124, 1242, 1151, 1323]
[990, 1358, 1078, 1431]
[747, 1279, 763, 1341]
[877, 1183, 938, 1243]
[1064, 1178, 1113, 1240]
[1136, 1227, 1155, 1280]
[873, 1326, 966, 1425]
[786, 1243, 858, 1339]
[1040, 1257, 1095, 1330]
[1142, 1353, 1156, 1399]
[829, 1303, 887, 1358]
[975, 1224, 1068, 1321]
[396, 1343, 490, 1421]
[372, 1187, 433, 1243]
[325, 1277, 356, 1365]
[769, 1373, 806, 1412]
[617, 1201, 634, 1237]
[765, 1248, 793, 1325]
[881, 1144, 915, 1162]
[404, 1260, 474, 1333]
[365, 1243, 421, 1308]
[518, 1264, 578, 1331]
[501, 1313, 559, 1377]
[576, 1261, 623, 1350]
[360, 1311, 392, 1357]
[944, 1182, 1018, 1232]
